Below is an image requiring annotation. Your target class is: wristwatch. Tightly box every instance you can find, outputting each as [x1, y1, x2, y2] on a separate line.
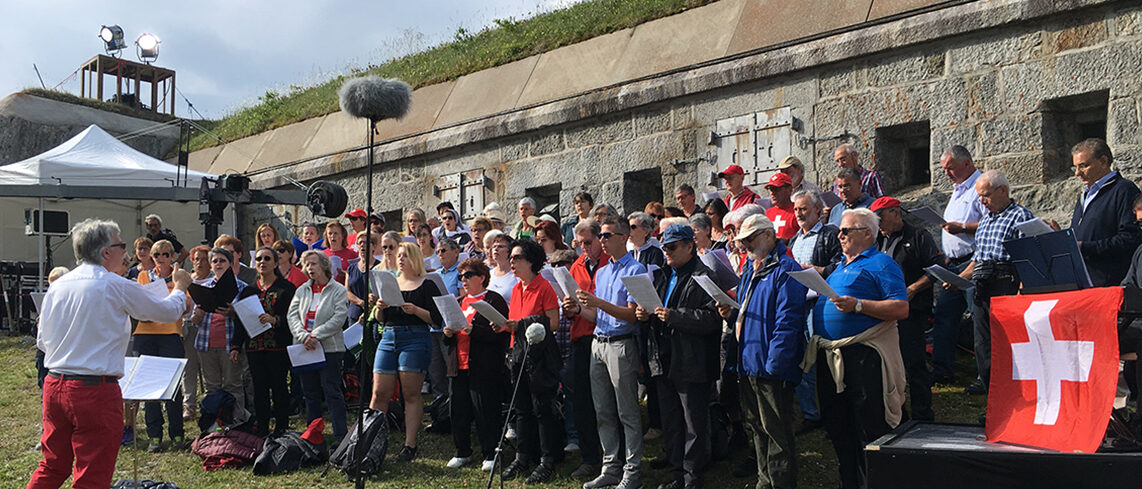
[854, 299, 863, 314]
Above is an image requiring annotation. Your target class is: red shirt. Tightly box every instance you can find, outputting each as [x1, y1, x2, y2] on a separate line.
[304, 282, 327, 332]
[766, 204, 798, 240]
[324, 247, 359, 282]
[286, 266, 308, 288]
[724, 186, 761, 211]
[457, 291, 488, 370]
[509, 275, 559, 321]
[568, 251, 610, 341]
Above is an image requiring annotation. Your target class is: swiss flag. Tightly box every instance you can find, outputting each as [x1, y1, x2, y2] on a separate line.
[986, 287, 1121, 453]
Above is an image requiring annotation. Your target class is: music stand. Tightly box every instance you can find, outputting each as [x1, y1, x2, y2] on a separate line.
[1002, 228, 1092, 295]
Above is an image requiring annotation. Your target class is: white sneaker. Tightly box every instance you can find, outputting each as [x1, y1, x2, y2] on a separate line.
[564, 441, 580, 452]
[446, 456, 470, 468]
[505, 427, 518, 440]
[481, 459, 496, 471]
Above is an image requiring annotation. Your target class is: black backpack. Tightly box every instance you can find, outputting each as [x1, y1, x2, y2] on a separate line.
[327, 409, 390, 480]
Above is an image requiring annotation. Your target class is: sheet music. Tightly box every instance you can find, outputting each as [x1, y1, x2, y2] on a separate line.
[787, 269, 839, 300]
[693, 274, 740, 308]
[1015, 219, 1054, 237]
[328, 255, 343, 273]
[821, 191, 843, 208]
[470, 300, 508, 328]
[923, 264, 974, 290]
[343, 321, 364, 351]
[370, 270, 405, 306]
[552, 267, 582, 306]
[233, 294, 271, 338]
[120, 357, 137, 391]
[121, 355, 187, 401]
[621, 274, 664, 311]
[702, 190, 721, 203]
[907, 206, 946, 226]
[287, 342, 326, 368]
[433, 295, 471, 331]
[700, 249, 739, 291]
[756, 198, 773, 210]
[424, 271, 450, 296]
[539, 268, 562, 299]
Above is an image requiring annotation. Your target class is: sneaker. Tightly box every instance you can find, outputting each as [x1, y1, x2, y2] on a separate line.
[526, 463, 556, 484]
[795, 418, 823, 436]
[169, 436, 187, 451]
[657, 481, 684, 489]
[121, 426, 135, 446]
[506, 426, 518, 440]
[447, 456, 470, 468]
[642, 428, 662, 441]
[583, 472, 622, 489]
[571, 463, 600, 480]
[965, 379, 988, 395]
[481, 459, 496, 471]
[616, 475, 643, 489]
[396, 445, 417, 462]
[565, 441, 580, 453]
[501, 459, 532, 481]
[146, 439, 163, 453]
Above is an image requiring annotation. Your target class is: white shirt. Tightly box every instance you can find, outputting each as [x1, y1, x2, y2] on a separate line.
[942, 169, 987, 259]
[488, 270, 520, 304]
[37, 263, 187, 377]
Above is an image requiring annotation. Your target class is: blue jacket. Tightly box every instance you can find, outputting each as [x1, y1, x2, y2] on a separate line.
[735, 241, 808, 382]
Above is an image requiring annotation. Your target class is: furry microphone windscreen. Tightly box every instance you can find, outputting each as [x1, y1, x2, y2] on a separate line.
[338, 75, 412, 122]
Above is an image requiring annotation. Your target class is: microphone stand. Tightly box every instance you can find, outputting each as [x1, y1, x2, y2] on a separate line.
[353, 118, 378, 489]
[487, 326, 531, 489]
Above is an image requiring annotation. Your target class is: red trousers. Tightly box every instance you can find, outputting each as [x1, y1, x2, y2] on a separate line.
[27, 376, 123, 489]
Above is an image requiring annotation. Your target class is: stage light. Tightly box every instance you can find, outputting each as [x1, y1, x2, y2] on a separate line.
[99, 25, 126, 55]
[136, 33, 160, 64]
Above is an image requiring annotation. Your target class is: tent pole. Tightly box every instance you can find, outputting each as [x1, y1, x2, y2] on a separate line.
[38, 198, 45, 292]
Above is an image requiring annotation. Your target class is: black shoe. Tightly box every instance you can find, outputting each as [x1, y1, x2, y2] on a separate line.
[525, 463, 556, 484]
[501, 459, 532, 481]
[965, 379, 988, 395]
[683, 483, 703, 489]
[932, 373, 955, 385]
[648, 457, 670, 469]
[795, 418, 823, 435]
[657, 481, 684, 489]
[732, 457, 756, 478]
[396, 445, 417, 462]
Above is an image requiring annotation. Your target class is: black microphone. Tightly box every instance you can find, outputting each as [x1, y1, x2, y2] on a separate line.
[338, 75, 412, 122]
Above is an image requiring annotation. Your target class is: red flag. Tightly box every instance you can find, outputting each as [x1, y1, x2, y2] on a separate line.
[986, 287, 1121, 453]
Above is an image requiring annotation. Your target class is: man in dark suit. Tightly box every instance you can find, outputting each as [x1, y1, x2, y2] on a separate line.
[1063, 138, 1142, 287]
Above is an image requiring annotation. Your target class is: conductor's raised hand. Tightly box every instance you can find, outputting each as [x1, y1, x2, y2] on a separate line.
[171, 266, 191, 291]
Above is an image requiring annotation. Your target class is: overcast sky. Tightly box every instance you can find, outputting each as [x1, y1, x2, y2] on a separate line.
[1, 0, 577, 119]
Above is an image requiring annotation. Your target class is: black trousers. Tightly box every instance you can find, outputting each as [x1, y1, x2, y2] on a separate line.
[572, 336, 602, 465]
[513, 374, 564, 466]
[655, 376, 712, 485]
[134, 334, 185, 440]
[898, 310, 934, 421]
[450, 370, 505, 461]
[247, 349, 291, 436]
[817, 344, 893, 489]
[972, 273, 1019, 384]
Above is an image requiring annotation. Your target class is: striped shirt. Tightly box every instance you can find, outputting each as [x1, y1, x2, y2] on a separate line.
[832, 166, 885, 199]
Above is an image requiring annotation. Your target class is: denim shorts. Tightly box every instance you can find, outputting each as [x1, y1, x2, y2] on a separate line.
[374, 325, 432, 374]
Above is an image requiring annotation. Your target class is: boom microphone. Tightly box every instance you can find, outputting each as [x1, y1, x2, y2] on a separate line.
[525, 322, 546, 345]
[338, 75, 412, 122]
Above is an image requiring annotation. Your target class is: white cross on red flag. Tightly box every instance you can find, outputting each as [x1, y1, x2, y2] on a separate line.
[986, 287, 1121, 453]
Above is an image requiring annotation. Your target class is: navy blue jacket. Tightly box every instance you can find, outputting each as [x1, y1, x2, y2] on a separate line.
[735, 241, 808, 382]
[1071, 172, 1142, 287]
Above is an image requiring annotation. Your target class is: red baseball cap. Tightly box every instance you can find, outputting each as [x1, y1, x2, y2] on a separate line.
[344, 208, 367, 219]
[869, 196, 901, 212]
[718, 164, 745, 178]
[765, 172, 793, 189]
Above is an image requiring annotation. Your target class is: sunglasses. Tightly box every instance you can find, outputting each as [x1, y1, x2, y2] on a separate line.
[509, 254, 527, 262]
[597, 232, 624, 240]
[151, 252, 171, 258]
[382, 244, 395, 250]
[663, 242, 686, 253]
[551, 261, 573, 267]
[649, 214, 663, 220]
[273, 248, 291, 254]
[459, 271, 481, 280]
[442, 214, 455, 221]
[839, 226, 869, 236]
[348, 216, 365, 221]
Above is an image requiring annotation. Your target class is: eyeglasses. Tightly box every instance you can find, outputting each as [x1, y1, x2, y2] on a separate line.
[839, 226, 869, 236]
[509, 254, 527, 262]
[273, 248, 291, 255]
[597, 232, 624, 241]
[436, 248, 453, 255]
[108, 243, 127, 250]
[254, 255, 275, 262]
[210, 258, 229, 264]
[151, 252, 171, 258]
[649, 214, 663, 220]
[459, 271, 481, 280]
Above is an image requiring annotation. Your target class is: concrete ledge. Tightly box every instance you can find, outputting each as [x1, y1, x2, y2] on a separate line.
[433, 56, 540, 128]
[247, 0, 1121, 188]
[250, 116, 323, 172]
[727, 0, 872, 56]
[611, 0, 747, 81]
[209, 131, 269, 175]
[517, 29, 634, 107]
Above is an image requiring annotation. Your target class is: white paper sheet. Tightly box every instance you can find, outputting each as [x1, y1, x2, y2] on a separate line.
[121, 355, 187, 401]
[787, 269, 839, 300]
[621, 274, 664, 311]
[370, 270, 405, 306]
[700, 251, 740, 292]
[702, 191, 722, 203]
[233, 294, 271, 338]
[1015, 218, 1054, 237]
[120, 357, 137, 391]
[287, 342, 326, 368]
[552, 267, 582, 306]
[30, 292, 46, 312]
[907, 206, 946, 226]
[693, 274, 740, 308]
[343, 321, 364, 351]
[424, 271, 450, 296]
[328, 255, 343, 273]
[471, 300, 509, 328]
[434, 295, 470, 331]
[140, 279, 170, 301]
[539, 268, 563, 299]
[923, 264, 975, 290]
[708, 249, 734, 271]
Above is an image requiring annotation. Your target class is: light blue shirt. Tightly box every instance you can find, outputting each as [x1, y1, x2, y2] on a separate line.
[438, 261, 460, 296]
[791, 222, 822, 266]
[592, 252, 647, 337]
[1083, 171, 1118, 212]
[941, 169, 987, 259]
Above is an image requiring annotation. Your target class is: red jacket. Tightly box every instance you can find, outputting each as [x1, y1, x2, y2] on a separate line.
[725, 186, 761, 211]
[568, 251, 610, 341]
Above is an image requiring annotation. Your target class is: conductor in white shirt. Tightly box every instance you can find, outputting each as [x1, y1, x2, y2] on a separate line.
[29, 219, 190, 489]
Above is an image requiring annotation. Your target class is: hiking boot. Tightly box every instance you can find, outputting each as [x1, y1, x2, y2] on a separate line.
[169, 436, 187, 451]
[396, 445, 417, 462]
[182, 406, 197, 421]
[526, 463, 556, 484]
[501, 459, 532, 481]
[616, 475, 643, 489]
[145, 439, 163, 453]
[642, 428, 662, 441]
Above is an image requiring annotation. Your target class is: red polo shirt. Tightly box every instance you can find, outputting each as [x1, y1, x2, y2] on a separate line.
[509, 275, 559, 321]
[567, 251, 610, 341]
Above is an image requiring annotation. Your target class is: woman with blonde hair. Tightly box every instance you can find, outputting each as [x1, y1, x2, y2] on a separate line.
[369, 242, 443, 462]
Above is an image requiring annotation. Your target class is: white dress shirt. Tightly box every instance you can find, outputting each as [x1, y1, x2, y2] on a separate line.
[37, 263, 187, 377]
[941, 169, 987, 259]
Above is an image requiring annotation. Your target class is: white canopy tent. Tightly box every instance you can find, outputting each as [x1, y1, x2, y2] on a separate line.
[0, 124, 216, 292]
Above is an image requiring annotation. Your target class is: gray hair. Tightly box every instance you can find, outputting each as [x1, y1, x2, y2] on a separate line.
[143, 214, 162, 226]
[943, 145, 973, 164]
[436, 237, 460, 251]
[837, 144, 858, 157]
[518, 197, 536, 209]
[836, 167, 861, 183]
[209, 247, 234, 264]
[1072, 138, 1113, 167]
[978, 170, 1010, 191]
[727, 203, 765, 228]
[674, 183, 695, 196]
[574, 217, 601, 237]
[300, 250, 333, 279]
[592, 203, 617, 218]
[627, 212, 656, 231]
[842, 208, 880, 236]
[688, 212, 712, 231]
[791, 189, 823, 210]
[72, 218, 121, 265]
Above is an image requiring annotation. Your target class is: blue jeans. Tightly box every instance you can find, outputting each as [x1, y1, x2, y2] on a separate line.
[374, 325, 432, 374]
[795, 304, 819, 421]
[932, 259, 974, 380]
[298, 351, 347, 437]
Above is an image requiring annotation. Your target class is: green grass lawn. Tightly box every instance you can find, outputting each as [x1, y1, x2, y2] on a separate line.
[1, 335, 984, 488]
